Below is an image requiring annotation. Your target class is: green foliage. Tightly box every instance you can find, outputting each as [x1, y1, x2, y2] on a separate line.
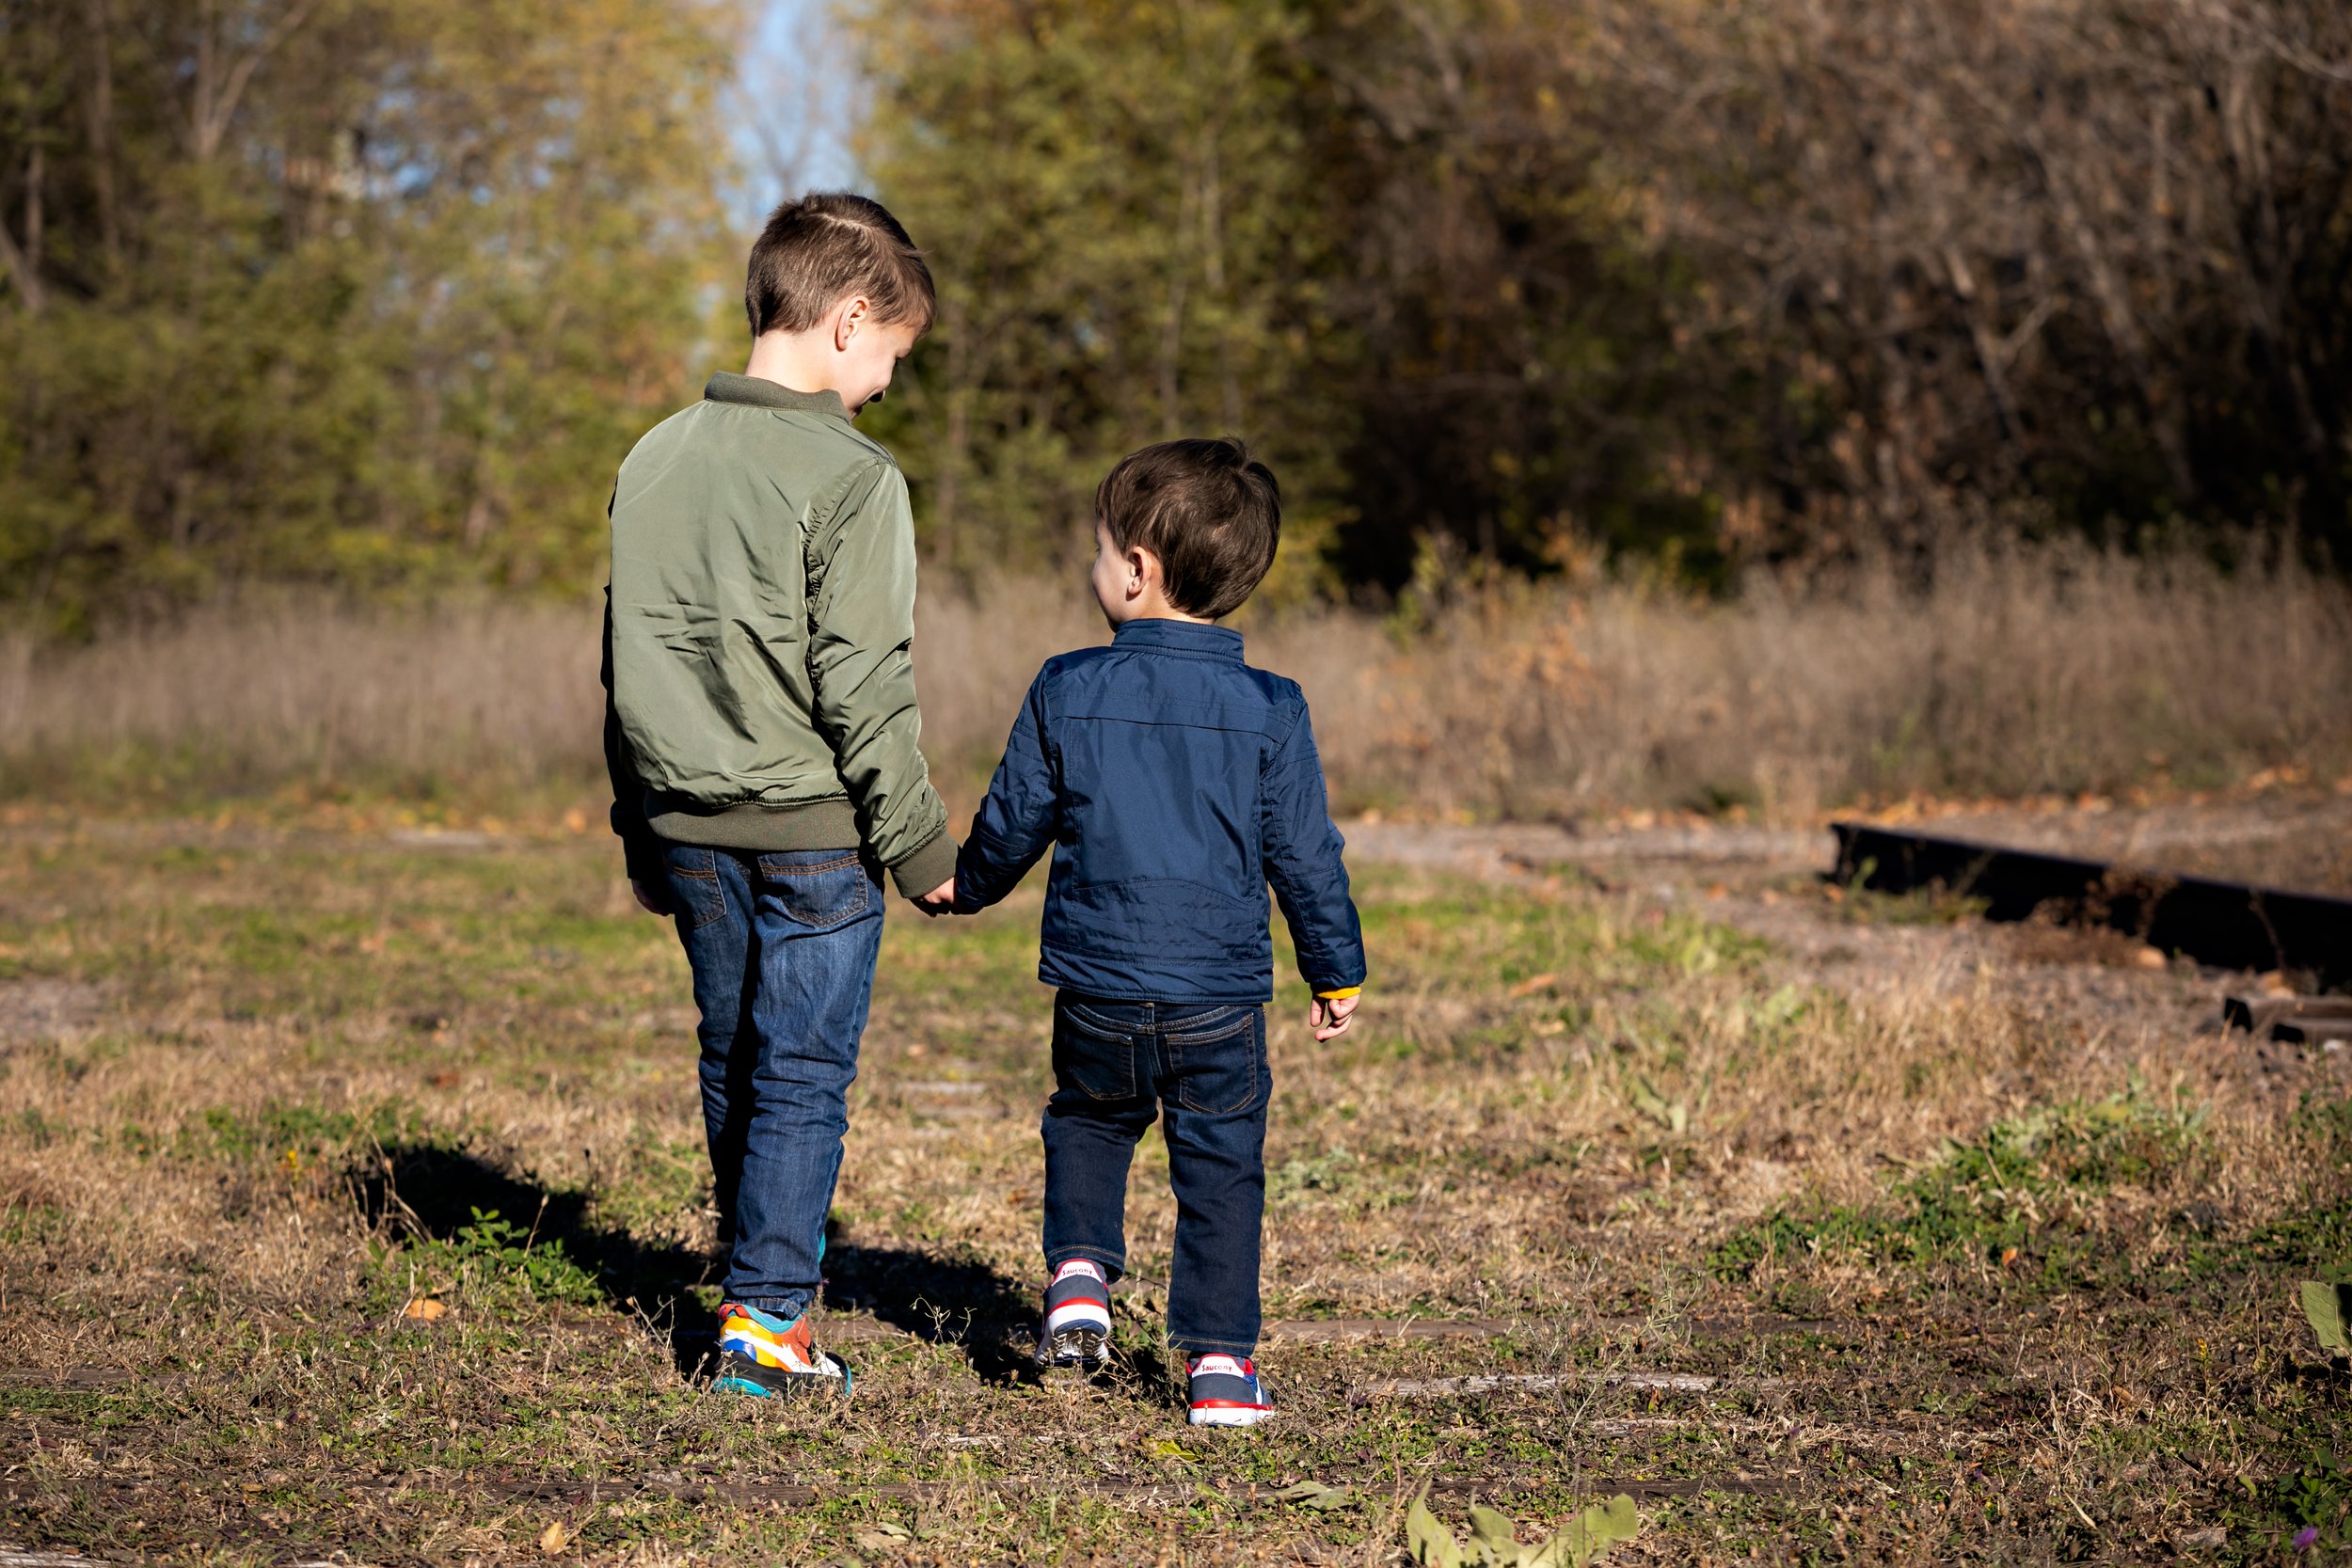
[2303, 1281, 2351, 1358]
[386, 1205, 604, 1307]
[850, 0, 2352, 593]
[852, 0, 1351, 594]
[0, 0, 739, 630]
[13, 0, 2352, 617]
[1409, 1485, 1640, 1568]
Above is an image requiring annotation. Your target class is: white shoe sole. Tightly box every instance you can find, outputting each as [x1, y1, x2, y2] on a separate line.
[1188, 1404, 1273, 1427]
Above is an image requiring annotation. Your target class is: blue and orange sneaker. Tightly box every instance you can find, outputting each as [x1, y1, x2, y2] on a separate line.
[1186, 1353, 1273, 1427]
[1034, 1259, 1114, 1373]
[711, 1302, 851, 1400]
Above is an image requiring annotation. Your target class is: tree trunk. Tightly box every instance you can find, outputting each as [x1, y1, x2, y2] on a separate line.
[87, 0, 122, 277]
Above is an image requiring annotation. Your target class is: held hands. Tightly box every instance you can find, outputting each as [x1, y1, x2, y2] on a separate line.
[1309, 991, 1360, 1041]
[911, 876, 959, 917]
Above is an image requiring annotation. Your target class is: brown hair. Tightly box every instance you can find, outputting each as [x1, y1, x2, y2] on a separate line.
[744, 192, 936, 338]
[1095, 437, 1281, 619]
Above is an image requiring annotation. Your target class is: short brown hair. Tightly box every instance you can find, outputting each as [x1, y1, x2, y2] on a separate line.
[744, 192, 936, 338]
[1095, 437, 1281, 619]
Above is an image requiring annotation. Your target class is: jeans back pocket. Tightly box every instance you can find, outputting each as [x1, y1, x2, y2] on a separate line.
[1054, 998, 1140, 1101]
[756, 849, 872, 929]
[662, 844, 731, 931]
[1166, 1006, 1264, 1115]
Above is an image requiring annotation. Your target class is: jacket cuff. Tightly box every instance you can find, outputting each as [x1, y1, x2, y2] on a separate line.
[887, 829, 959, 897]
[1313, 985, 1362, 1001]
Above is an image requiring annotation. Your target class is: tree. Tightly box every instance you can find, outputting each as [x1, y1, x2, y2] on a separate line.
[0, 0, 745, 630]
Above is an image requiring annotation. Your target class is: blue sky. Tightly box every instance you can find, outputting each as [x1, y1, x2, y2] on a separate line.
[731, 0, 865, 218]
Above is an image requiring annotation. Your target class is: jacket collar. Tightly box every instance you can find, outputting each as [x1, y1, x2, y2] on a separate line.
[1111, 617, 1244, 660]
[704, 371, 849, 422]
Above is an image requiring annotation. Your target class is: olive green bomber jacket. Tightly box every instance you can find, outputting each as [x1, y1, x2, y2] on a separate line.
[601, 372, 956, 897]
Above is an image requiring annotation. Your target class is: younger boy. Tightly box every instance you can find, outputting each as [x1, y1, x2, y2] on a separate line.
[602, 193, 959, 1399]
[952, 438, 1366, 1427]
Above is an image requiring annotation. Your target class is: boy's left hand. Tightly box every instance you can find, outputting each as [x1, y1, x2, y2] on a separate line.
[1309, 992, 1359, 1041]
[911, 876, 958, 917]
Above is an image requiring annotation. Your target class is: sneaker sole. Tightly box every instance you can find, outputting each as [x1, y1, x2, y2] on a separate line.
[1034, 1325, 1112, 1373]
[711, 1348, 851, 1400]
[1188, 1403, 1273, 1427]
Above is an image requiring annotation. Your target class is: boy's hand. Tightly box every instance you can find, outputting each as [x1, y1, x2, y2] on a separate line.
[911, 876, 958, 916]
[1309, 992, 1359, 1041]
[630, 877, 674, 917]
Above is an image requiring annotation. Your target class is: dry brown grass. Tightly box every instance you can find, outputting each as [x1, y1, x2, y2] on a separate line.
[2, 816, 2347, 1560]
[7, 538, 2346, 820]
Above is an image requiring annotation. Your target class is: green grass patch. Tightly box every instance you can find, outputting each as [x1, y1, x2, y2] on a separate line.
[1713, 1083, 2210, 1284]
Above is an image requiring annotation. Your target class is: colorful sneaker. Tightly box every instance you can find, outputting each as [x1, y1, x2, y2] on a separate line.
[1034, 1259, 1113, 1372]
[1186, 1354, 1273, 1427]
[711, 1302, 851, 1399]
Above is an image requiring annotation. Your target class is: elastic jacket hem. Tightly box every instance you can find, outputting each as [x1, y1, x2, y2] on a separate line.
[649, 795, 954, 895]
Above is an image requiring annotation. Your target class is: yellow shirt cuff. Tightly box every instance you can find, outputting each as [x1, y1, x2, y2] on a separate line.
[1313, 985, 1361, 1001]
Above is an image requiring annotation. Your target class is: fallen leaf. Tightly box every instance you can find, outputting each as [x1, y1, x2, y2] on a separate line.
[2000, 1246, 2020, 1269]
[1507, 973, 1559, 998]
[537, 1520, 570, 1555]
[1407, 1484, 1465, 1568]
[403, 1297, 447, 1321]
[1269, 1480, 1353, 1511]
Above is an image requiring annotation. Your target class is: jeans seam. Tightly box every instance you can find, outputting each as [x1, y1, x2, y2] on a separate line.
[1163, 1013, 1253, 1046]
[1060, 1002, 1135, 1039]
[761, 852, 865, 877]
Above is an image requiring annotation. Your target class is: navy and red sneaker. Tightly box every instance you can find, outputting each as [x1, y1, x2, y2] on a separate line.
[1185, 1353, 1273, 1427]
[1034, 1259, 1113, 1372]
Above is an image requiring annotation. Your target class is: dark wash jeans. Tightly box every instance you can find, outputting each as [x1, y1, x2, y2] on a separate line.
[1041, 993, 1271, 1356]
[661, 841, 883, 1320]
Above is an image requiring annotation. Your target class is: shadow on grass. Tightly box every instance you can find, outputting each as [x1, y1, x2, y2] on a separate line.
[823, 1240, 1036, 1382]
[348, 1141, 718, 1375]
[348, 1141, 1038, 1383]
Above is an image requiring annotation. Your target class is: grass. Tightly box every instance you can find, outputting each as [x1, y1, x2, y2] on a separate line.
[2, 816, 2348, 1562]
[6, 534, 2350, 823]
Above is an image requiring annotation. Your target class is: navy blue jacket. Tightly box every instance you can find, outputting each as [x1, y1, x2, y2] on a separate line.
[954, 618, 1367, 1005]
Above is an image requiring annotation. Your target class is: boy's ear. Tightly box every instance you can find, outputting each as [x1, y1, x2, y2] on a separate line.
[833, 294, 871, 351]
[1125, 543, 1158, 598]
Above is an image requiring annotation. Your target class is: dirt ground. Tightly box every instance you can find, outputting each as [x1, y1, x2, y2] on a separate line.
[1, 792, 2348, 1564]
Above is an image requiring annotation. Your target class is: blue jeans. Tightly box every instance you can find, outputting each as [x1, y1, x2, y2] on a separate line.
[1041, 993, 1271, 1356]
[661, 841, 883, 1320]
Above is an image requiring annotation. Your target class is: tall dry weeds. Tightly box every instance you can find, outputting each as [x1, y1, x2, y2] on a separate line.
[4, 538, 2345, 817]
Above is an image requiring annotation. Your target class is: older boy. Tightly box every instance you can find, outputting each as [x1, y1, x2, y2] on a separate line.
[952, 438, 1367, 1427]
[602, 193, 958, 1399]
